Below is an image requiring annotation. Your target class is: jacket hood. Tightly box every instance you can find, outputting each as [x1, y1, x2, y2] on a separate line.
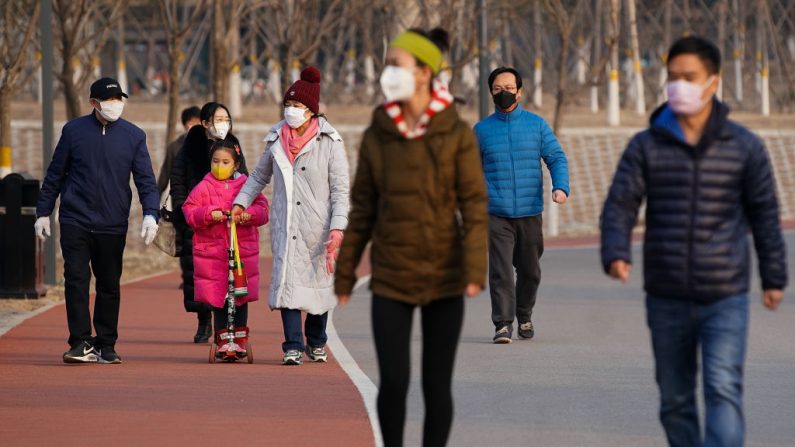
[371, 103, 460, 139]
[649, 100, 732, 147]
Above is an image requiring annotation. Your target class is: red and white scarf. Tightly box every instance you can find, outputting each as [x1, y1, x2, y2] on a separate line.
[384, 79, 454, 139]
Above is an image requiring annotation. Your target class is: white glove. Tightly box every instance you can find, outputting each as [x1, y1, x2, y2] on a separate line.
[141, 215, 158, 245]
[34, 216, 51, 241]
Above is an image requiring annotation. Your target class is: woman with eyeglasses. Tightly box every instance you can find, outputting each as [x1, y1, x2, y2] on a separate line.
[170, 101, 248, 343]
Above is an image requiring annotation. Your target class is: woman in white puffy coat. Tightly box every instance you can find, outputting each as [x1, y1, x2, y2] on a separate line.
[232, 67, 349, 365]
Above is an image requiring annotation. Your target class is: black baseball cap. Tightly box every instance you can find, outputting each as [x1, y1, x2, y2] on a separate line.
[89, 77, 128, 100]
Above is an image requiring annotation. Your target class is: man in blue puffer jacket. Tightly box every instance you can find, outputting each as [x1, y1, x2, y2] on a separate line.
[601, 37, 787, 446]
[35, 78, 160, 365]
[474, 67, 570, 344]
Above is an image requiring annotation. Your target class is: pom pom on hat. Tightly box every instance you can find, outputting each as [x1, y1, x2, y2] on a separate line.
[301, 67, 321, 83]
[284, 66, 321, 114]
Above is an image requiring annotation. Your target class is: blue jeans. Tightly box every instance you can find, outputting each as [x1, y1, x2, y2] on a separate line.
[280, 309, 328, 353]
[646, 293, 749, 447]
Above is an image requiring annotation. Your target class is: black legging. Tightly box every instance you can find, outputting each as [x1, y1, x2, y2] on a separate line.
[213, 303, 248, 333]
[372, 294, 465, 447]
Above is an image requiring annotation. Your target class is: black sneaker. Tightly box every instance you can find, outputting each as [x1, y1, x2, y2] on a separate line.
[97, 347, 122, 364]
[63, 341, 99, 363]
[518, 321, 535, 339]
[493, 325, 512, 344]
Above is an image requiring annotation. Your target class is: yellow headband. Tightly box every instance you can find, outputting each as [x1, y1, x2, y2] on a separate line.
[389, 31, 443, 74]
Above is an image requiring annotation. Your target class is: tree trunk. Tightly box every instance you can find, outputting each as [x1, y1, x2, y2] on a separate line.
[591, 0, 602, 113]
[733, 0, 744, 103]
[212, 0, 227, 103]
[117, 18, 128, 94]
[533, 0, 543, 108]
[227, 1, 242, 116]
[607, 0, 621, 126]
[0, 88, 12, 177]
[717, 0, 726, 100]
[626, 0, 645, 115]
[166, 45, 181, 147]
[552, 31, 570, 134]
[61, 40, 82, 120]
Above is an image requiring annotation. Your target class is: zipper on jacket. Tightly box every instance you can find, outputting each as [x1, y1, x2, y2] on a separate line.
[102, 125, 106, 136]
[507, 119, 517, 215]
[686, 151, 702, 292]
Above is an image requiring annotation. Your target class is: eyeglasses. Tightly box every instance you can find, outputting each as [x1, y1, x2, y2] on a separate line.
[492, 85, 518, 94]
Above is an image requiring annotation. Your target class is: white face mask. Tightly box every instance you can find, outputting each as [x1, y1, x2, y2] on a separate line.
[666, 76, 715, 116]
[284, 106, 309, 128]
[380, 65, 416, 102]
[209, 121, 230, 140]
[96, 99, 124, 122]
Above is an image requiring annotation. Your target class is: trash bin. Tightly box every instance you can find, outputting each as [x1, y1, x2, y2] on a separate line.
[0, 172, 46, 298]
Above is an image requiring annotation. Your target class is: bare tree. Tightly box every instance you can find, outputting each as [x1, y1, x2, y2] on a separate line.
[542, 0, 586, 134]
[52, 0, 129, 120]
[0, 0, 40, 177]
[626, 0, 645, 115]
[158, 0, 208, 146]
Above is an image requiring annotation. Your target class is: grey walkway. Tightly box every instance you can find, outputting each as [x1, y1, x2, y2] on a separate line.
[331, 234, 795, 447]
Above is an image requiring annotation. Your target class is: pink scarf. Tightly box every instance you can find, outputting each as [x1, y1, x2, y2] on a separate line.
[280, 118, 319, 165]
[384, 79, 454, 139]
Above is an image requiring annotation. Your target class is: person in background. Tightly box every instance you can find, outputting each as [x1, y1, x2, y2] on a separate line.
[35, 77, 160, 364]
[170, 102, 248, 343]
[158, 106, 201, 194]
[473, 66, 570, 344]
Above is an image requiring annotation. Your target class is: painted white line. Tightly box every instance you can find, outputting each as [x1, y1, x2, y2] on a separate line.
[327, 275, 383, 447]
[0, 269, 180, 338]
[0, 302, 60, 337]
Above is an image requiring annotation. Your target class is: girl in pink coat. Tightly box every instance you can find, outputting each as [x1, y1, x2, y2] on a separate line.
[182, 140, 269, 352]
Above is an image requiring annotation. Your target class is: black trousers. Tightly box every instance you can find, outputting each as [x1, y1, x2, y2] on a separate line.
[60, 224, 126, 349]
[179, 227, 210, 314]
[372, 294, 464, 447]
[488, 214, 544, 328]
[213, 303, 248, 333]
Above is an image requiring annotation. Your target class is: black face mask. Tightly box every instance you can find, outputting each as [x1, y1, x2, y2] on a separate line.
[492, 90, 517, 110]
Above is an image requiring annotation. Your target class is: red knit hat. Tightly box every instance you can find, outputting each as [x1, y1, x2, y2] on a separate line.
[284, 67, 321, 114]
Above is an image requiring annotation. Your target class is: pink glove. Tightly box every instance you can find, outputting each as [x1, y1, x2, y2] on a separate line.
[324, 230, 344, 274]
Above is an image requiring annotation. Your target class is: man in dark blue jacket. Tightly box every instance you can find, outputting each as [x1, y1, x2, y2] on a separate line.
[601, 37, 787, 447]
[35, 77, 160, 365]
[474, 67, 570, 344]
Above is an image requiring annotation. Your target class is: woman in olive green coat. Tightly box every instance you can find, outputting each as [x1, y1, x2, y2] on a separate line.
[335, 28, 488, 447]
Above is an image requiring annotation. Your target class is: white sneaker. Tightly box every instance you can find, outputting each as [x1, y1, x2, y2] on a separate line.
[306, 346, 328, 363]
[283, 349, 303, 365]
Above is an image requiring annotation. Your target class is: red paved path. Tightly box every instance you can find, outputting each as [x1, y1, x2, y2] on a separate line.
[0, 260, 373, 447]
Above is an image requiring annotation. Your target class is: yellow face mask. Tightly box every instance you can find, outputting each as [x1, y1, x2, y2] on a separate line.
[211, 164, 234, 180]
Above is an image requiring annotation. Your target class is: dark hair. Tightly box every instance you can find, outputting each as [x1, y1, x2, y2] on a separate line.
[488, 67, 523, 91]
[407, 27, 450, 68]
[210, 139, 242, 163]
[667, 36, 721, 74]
[180, 106, 201, 126]
[200, 102, 233, 131]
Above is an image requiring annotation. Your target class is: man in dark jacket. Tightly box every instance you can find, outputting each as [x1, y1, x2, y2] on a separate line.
[35, 77, 160, 365]
[157, 106, 200, 194]
[600, 37, 787, 447]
